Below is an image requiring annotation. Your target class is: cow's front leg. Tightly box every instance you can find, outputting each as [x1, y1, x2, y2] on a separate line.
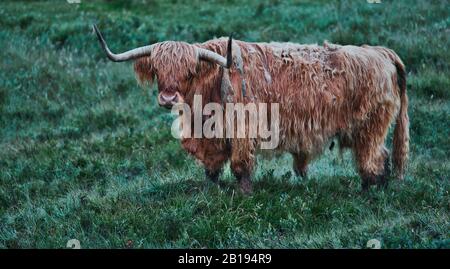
[230, 141, 255, 194]
[292, 152, 309, 178]
[203, 143, 230, 184]
[182, 138, 230, 184]
[205, 168, 221, 183]
[231, 160, 253, 194]
[229, 137, 255, 194]
[203, 155, 228, 184]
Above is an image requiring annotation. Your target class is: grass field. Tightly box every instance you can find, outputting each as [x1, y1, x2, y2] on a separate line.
[0, 0, 449, 248]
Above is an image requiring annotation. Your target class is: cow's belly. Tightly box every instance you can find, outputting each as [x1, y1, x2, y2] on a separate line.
[276, 114, 337, 151]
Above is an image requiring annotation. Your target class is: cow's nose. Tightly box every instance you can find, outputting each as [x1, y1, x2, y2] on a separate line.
[159, 93, 178, 108]
[160, 93, 176, 103]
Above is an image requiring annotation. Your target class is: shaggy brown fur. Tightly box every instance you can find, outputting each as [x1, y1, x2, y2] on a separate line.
[134, 38, 409, 193]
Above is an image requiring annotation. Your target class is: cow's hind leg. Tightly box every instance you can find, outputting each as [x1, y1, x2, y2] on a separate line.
[356, 146, 390, 192]
[353, 107, 394, 192]
[292, 152, 309, 178]
[378, 154, 391, 189]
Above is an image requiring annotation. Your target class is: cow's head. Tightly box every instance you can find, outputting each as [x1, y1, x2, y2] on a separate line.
[93, 25, 232, 109]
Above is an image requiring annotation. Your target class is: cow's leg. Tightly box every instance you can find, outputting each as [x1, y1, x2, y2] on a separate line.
[356, 146, 390, 192]
[231, 160, 253, 194]
[378, 154, 391, 189]
[292, 152, 309, 178]
[203, 152, 229, 184]
[353, 107, 394, 192]
[230, 141, 255, 194]
[205, 167, 221, 183]
[182, 138, 230, 184]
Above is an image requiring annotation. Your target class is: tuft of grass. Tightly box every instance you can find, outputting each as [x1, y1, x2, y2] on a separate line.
[409, 69, 450, 100]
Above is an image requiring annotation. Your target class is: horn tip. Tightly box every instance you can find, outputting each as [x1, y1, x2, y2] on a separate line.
[226, 33, 233, 68]
[92, 24, 101, 35]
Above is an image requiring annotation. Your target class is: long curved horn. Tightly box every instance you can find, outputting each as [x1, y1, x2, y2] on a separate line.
[93, 24, 155, 62]
[94, 24, 233, 68]
[197, 35, 233, 68]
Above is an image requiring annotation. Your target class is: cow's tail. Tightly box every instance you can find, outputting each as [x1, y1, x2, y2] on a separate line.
[390, 52, 409, 180]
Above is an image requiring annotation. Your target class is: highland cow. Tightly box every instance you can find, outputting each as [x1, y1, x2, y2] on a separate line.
[94, 25, 409, 194]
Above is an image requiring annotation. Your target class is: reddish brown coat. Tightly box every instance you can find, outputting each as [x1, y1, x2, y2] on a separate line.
[134, 38, 409, 192]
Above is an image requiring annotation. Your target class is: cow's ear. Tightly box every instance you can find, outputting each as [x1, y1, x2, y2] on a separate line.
[134, 57, 155, 85]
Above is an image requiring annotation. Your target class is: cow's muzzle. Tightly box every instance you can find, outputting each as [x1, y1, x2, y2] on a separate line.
[158, 91, 180, 109]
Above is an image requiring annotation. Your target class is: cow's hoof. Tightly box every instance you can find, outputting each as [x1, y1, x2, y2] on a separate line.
[361, 172, 389, 191]
[376, 174, 389, 190]
[239, 180, 253, 195]
[361, 186, 368, 193]
[205, 169, 220, 184]
[377, 158, 391, 189]
[294, 168, 307, 178]
[360, 186, 369, 194]
[299, 170, 307, 178]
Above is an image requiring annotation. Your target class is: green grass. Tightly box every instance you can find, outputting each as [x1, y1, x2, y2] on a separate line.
[0, 0, 449, 248]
